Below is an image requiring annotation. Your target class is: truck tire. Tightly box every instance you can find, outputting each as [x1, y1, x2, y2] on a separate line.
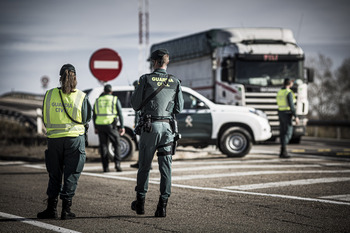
[219, 126, 252, 157]
[108, 133, 136, 161]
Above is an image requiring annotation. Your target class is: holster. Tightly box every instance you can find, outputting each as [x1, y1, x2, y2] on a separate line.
[134, 115, 152, 135]
[84, 124, 89, 147]
[112, 117, 118, 129]
[144, 115, 152, 133]
[172, 133, 181, 155]
[170, 117, 181, 155]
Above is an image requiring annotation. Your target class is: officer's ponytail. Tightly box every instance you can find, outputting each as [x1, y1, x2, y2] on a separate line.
[60, 69, 77, 94]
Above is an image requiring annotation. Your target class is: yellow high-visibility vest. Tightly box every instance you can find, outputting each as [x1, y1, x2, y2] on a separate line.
[43, 88, 85, 138]
[94, 95, 118, 125]
[276, 88, 295, 111]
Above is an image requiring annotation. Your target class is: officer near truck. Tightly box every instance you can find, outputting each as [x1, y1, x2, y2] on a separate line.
[130, 48, 184, 217]
[276, 78, 299, 158]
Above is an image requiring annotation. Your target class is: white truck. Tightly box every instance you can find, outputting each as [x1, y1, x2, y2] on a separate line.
[150, 28, 314, 143]
[84, 86, 271, 159]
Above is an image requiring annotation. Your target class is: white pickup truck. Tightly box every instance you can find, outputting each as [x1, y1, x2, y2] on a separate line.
[84, 86, 271, 159]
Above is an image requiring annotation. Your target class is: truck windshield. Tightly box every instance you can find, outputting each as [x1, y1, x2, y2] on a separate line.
[235, 60, 303, 86]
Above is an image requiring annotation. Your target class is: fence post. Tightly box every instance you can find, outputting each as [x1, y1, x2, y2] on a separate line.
[36, 108, 42, 134]
[337, 127, 341, 140]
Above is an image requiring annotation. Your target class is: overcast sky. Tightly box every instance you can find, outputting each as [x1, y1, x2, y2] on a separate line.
[0, 0, 349, 96]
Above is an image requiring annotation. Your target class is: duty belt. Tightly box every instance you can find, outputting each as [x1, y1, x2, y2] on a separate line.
[151, 118, 170, 123]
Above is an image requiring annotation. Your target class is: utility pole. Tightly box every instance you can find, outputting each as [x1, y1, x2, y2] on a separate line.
[138, 0, 149, 77]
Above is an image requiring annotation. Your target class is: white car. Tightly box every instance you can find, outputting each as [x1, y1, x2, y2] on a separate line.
[84, 86, 272, 160]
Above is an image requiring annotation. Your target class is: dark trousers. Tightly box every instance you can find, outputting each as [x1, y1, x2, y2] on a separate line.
[96, 124, 121, 170]
[136, 122, 173, 200]
[278, 111, 293, 147]
[45, 135, 86, 200]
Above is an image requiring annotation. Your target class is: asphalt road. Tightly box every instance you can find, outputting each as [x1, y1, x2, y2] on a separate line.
[1, 138, 350, 232]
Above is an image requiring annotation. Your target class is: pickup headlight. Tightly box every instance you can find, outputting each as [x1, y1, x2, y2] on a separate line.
[249, 109, 268, 120]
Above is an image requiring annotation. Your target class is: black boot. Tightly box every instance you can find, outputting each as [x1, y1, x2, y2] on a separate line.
[37, 196, 58, 219]
[131, 194, 145, 215]
[116, 162, 122, 172]
[61, 199, 76, 220]
[154, 196, 168, 217]
[279, 146, 290, 158]
[130, 162, 139, 169]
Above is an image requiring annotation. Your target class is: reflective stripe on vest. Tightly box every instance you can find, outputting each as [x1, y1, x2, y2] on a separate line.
[43, 88, 85, 138]
[276, 89, 295, 111]
[94, 95, 118, 125]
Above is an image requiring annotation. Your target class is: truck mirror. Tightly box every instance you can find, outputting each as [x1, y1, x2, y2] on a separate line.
[306, 67, 314, 83]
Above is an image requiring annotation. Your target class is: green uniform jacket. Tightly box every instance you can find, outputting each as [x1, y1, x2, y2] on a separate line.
[131, 69, 184, 117]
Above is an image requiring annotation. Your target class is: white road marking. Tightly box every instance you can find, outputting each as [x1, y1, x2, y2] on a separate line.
[165, 170, 350, 181]
[82, 172, 136, 182]
[24, 160, 350, 174]
[23, 164, 46, 169]
[172, 158, 333, 165]
[320, 194, 350, 202]
[76, 171, 350, 206]
[83, 162, 350, 174]
[0, 212, 81, 233]
[17, 160, 350, 206]
[170, 183, 350, 206]
[0, 161, 26, 166]
[169, 163, 349, 173]
[223, 177, 350, 190]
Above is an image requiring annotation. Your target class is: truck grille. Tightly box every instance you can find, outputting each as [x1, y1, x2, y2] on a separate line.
[244, 92, 286, 136]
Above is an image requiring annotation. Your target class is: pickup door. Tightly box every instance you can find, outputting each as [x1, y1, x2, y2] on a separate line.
[177, 91, 213, 143]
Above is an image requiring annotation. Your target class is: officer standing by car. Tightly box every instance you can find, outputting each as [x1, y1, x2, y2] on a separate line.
[38, 64, 92, 220]
[93, 84, 125, 172]
[130, 48, 184, 217]
[276, 78, 299, 158]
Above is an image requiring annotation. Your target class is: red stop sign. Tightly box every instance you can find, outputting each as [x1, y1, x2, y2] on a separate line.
[89, 48, 123, 82]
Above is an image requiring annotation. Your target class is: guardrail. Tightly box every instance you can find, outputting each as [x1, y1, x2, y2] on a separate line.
[0, 109, 38, 131]
[307, 120, 350, 139]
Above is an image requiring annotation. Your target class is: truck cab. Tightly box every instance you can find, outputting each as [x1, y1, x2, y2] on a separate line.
[150, 28, 314, 143]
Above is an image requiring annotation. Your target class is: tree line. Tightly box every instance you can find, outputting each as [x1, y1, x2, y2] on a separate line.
[307, 55, 350, 121]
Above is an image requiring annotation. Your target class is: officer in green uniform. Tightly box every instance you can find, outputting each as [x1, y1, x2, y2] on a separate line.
[276, 78, 299, 158]
[130, 49, 184, 217]
[93, 84, 125, 172]
[38, 64, 92, 220]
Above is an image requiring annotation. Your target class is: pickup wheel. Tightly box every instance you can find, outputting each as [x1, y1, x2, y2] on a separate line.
[108, 133, 136, 161]
[219, 126, 252, 157]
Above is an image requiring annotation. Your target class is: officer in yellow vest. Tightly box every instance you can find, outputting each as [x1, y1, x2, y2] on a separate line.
[38, 64, 92, 220]
[93, 84, 125, 172]
[131, 49, 184, 217]
[276, 78, 299, 158]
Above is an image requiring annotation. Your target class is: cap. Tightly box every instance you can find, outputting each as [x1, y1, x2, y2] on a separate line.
[60, 64, 75, 76]
[150, 49, 169, 60]
[283, 78, 294, 86]
[104, 84, 112, 93]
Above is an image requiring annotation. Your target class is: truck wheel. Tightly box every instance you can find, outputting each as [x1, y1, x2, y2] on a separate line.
[219, 127, 252, 157]
[108, 133, 136, 161]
